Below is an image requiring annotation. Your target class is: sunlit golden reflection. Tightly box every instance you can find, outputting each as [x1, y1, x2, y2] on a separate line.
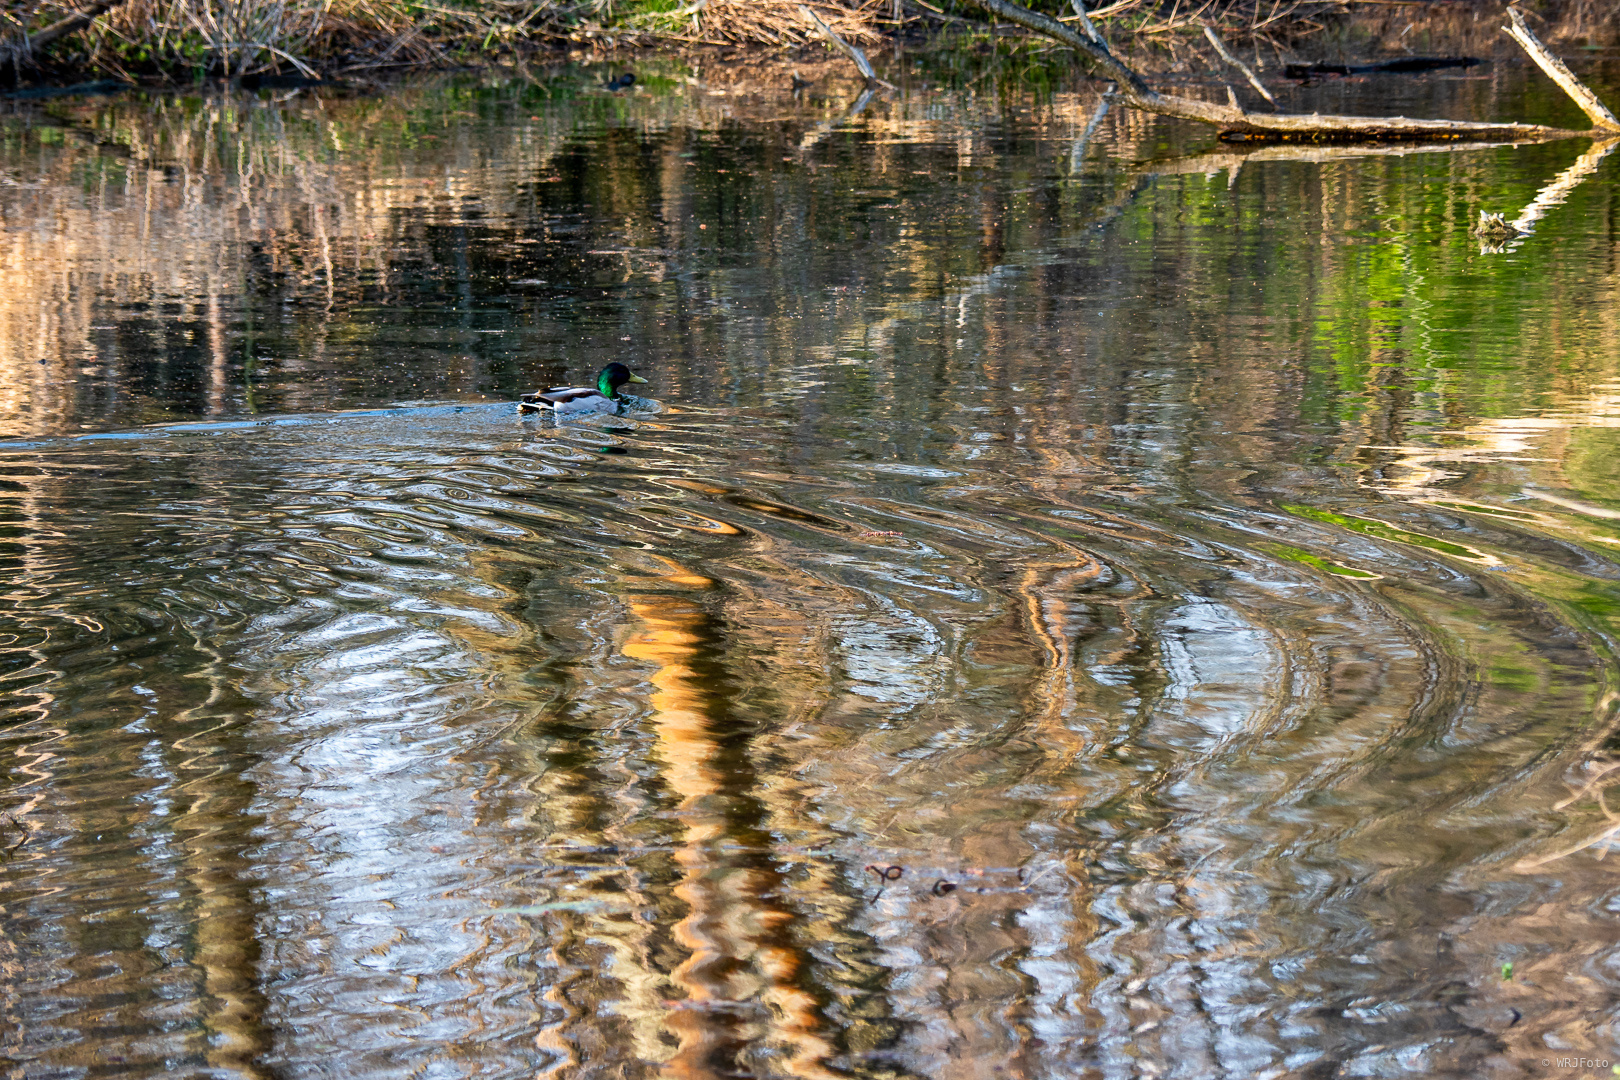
[622, 563, 839, 1080]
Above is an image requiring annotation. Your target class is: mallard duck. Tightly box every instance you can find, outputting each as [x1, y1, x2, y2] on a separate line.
[519, 363, 649, 417]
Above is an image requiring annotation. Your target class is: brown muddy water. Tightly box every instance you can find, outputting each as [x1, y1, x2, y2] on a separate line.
[2, 51, 1620, 1079]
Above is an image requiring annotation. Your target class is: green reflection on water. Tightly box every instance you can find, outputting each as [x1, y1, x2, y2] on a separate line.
[1258, 540, 1380, 579]
[1280, 503, 1489, 561]
[2, 57, 1620, 1080]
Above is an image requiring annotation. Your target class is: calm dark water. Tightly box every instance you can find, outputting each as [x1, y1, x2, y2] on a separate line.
[3, 50, 1620, 1079]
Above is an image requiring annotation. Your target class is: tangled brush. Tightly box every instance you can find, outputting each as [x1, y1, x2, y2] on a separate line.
[628, 0, 890, 47]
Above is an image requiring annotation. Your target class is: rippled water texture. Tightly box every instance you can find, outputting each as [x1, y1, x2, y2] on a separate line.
[4, 51, 1620, 1078]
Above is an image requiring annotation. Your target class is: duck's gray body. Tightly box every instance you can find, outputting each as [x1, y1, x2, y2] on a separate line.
[519, 363, 648, 417]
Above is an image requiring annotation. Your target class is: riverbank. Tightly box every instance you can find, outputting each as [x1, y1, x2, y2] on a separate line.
[2, 0, 1614, 91]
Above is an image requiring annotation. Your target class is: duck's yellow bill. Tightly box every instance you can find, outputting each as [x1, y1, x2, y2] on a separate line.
[629, 374, 649, 384]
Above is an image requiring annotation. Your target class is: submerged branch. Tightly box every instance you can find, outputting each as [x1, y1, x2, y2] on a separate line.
[798, 84, 877, 151]
[798, 4, 894, 90]
[1069, 88, 1112, 173]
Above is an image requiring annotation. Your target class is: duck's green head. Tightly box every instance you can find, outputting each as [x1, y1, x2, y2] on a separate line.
[598, 362, 649, 399]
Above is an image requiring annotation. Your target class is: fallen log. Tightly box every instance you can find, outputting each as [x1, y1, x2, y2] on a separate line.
[1283, 57, 1482, 80]
[2, 77, 128, 98]
[970, 0, 1619, 143]
[0, 0, 130, 68]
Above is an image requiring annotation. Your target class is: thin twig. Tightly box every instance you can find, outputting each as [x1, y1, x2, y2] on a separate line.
[1069, 0, 1103, 44]
[1203, 20, 1274, 106]
[797, 4, 893, 90]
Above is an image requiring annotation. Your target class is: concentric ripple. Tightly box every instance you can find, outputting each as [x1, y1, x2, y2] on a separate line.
[3, 63, 1620, 1080]
[2, 382, 1617, 1078]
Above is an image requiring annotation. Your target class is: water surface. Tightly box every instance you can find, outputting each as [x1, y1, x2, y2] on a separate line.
[3, 53, 1620, 1079]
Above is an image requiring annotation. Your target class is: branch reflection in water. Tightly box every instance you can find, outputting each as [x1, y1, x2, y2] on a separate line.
[0, 53, 1619, 1080]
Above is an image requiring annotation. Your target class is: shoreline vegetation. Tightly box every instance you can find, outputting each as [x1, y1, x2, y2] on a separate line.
[0, 0, 1613, 89]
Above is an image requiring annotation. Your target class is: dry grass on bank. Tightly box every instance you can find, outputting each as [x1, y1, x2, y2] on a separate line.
[4, 0, 559, 76]
[0, 0, 1615, 82]
[618, 0, 890, 47]
[0, 0, 895, 77]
